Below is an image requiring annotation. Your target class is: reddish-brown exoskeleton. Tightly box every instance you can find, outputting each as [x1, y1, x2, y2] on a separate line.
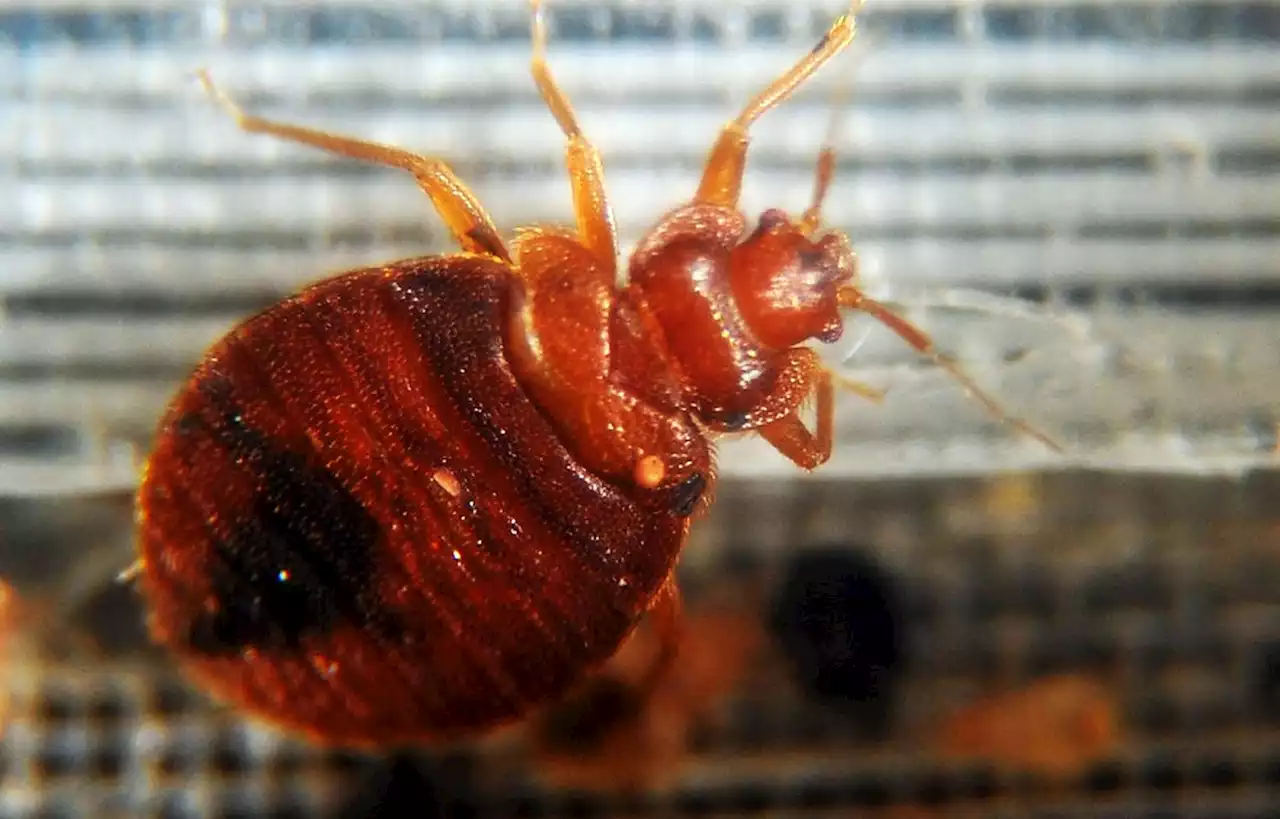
[136, 0, 1058, 747]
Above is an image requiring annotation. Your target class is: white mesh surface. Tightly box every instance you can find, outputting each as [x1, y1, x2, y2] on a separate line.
[4, 0, 1280, 495]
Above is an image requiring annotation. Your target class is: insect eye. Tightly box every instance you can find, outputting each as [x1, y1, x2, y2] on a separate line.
[744, 208, 793, 243]
[670, 472, 706, 517]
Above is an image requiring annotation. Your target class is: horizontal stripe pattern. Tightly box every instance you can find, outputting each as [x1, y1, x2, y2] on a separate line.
[6, 0, 1279, 488]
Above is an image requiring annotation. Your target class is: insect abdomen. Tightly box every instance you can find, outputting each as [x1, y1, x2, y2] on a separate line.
[137, 257, 691, 744]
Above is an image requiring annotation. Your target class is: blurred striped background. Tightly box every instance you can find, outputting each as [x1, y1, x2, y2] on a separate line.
[5, 0, 1279, 495]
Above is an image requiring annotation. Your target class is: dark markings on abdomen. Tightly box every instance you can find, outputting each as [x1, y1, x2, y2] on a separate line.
[183, 373, 400, 655]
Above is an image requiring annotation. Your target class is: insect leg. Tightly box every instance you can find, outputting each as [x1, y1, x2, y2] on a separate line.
[528, 0, 619, 277]
[695, 1, 864, 210]
[195, 71, 510, 262]
[757, 364, 835, 471]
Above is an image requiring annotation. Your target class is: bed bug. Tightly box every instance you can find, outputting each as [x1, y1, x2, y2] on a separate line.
[135, 0, 1060, 747]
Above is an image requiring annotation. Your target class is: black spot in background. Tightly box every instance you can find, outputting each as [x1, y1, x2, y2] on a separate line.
[184, 376, 400, 655]
[337, 754, 456, 819]
[1251, 639, 1280, 723]
[769, 545, 906, 739]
